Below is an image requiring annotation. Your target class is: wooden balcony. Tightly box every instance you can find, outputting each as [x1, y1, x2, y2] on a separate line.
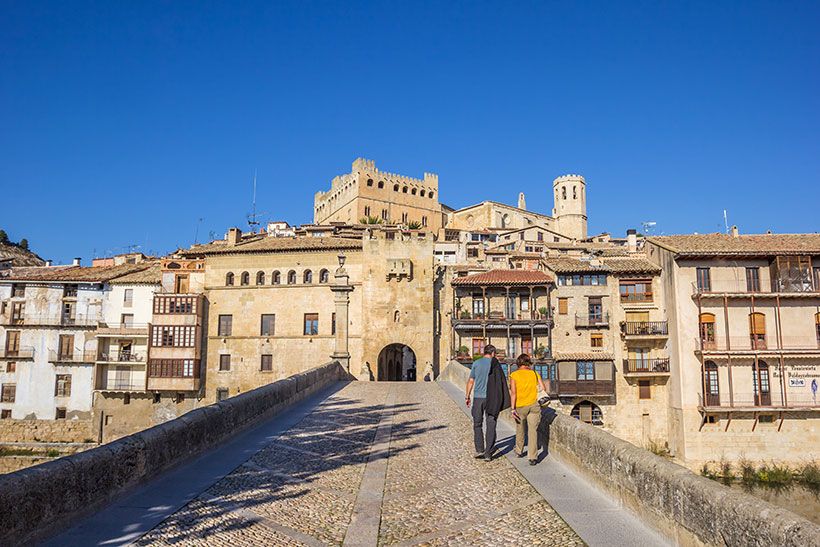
[550, 379, 615, 397]
[696, 336, 820, 355]
[620, 293, 653, 303]
[621, 321, 668, 337]
[622, 358, 670, 375]
[698, 393, 819, 413]
[0, 347, 34, 360]
[147, 359, 200, 391]
[692, 280, 820, 299]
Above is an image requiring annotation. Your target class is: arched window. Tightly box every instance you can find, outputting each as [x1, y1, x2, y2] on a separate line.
[753, 360, 771, 406]
[815, 313, 820, 344]
[272, 271, 281, 285]
[394, 310, 400, 323]
[287, 270, 296, 285]
[562, 186, 567, 199]
[256, 271, 265, 285]
[422, 216, 427, 227]
[393, 184, 399, 192]
[240, 272, 250, 286]
[319, 269, 329, 284]
[367, 178, 374, 187]
[378, 180, 384, 189]
[401, 212, 408, 224]
[402, 186, 408, 193]
[429, 191, 435, 199]
[420, 190, 426, 197]
[411, 188, 417, 195]
[303, 270, 313, 284]
[749, 312, 767, 349]
[364, 206, 371, 217]
[703, 361, 720, 406]
[573, 186, 577, 199]
[225, 272, 235, 286]
[699, 313, 716, 349]
[570, 401, 603, 425]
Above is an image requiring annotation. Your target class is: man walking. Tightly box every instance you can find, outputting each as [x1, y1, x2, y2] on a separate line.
[465, 345, 498, 461]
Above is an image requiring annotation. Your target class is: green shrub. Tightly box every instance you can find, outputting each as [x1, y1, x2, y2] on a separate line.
[45, 449, 61, 458]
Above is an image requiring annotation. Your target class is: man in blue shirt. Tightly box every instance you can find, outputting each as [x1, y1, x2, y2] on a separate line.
[465, 344, 497, 461]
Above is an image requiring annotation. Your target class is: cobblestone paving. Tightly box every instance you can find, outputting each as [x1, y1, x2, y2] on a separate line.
[137, 382, 582, 546]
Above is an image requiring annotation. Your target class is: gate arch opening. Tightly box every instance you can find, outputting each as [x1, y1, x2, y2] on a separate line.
[377, 344, 416, 381]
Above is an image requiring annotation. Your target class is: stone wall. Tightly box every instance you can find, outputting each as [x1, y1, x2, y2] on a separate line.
[439, 361, 820, 547]
[0, 418, 94, 443]
[0, 361, 348, 545]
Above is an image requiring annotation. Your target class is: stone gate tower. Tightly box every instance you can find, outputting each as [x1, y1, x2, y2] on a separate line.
[552, 174, 587, 240]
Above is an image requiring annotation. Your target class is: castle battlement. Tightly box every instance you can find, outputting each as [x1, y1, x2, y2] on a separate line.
[351, 158, 438, 188]
[553, 174, 586, 185]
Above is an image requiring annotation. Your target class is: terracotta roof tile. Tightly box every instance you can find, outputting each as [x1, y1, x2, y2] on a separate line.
[648, 233, 820, 256]
[182, 236, 363, 256]
[0, 263, 152, 283]
[451, 269, 553, 287]
[110, 263, 162, 284]
[543, 256, 660, 275]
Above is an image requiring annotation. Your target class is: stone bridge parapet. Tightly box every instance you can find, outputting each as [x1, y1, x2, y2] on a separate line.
[0, 361, 349, 545]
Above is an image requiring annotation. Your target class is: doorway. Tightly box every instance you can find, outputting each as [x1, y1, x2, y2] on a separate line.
[377, 344, 416, 381]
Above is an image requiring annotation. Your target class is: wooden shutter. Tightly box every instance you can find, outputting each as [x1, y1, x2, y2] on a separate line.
[749, 313, 766, 335]
[558, 298, 568, 315]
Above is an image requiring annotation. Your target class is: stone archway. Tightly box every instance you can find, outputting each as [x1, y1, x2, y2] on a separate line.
[377, 344, 417, 381]
[570, 400, 603, 426]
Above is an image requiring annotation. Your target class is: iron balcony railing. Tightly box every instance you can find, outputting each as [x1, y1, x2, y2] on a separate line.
[1, 314, 99, 327]
[0, 347, 35, 359]
[620, 292, 653, 303]
[97, 351, 146, 363]
[48, 350, 98, 363]
[454, 311, 550, 322]
[623, 358, 670, 374]
[575, 313, 610, 328]
[698, 393, 819, 410]
[97, 379, 144, 391]
[621, 321, 668, 336]
[696, 336, 820, 352]
[692, 280, 820, 296]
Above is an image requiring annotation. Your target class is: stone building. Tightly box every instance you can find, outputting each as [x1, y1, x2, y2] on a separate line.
[181, 226, 436, 403]
[314, 158, 445, 231]
[645, 231, 820, 469]
[0, 262, 151, 422]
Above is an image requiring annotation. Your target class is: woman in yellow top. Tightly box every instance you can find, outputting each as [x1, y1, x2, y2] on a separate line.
[509, 353, 547, 465]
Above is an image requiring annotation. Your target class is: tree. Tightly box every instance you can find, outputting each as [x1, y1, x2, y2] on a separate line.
[407, 221, 422, 230]
[0, 230, 7, 244]
[18, 239, 28, 250]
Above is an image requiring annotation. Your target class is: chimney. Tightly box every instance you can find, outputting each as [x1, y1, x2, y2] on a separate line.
[627, 229, 637, 253]
[45, 260, 53, 267]
[731, 225, 739, 238]
[226, 227, 242, 246]
[72, 257, 81, 266]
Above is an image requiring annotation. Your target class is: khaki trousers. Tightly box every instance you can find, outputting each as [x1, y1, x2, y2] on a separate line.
[514, 402, 541, 460]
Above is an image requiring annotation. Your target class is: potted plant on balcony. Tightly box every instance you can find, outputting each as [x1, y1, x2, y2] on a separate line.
[456, 345, 469, 359]
[460, 310, 472, 319]
[538, 307, 549, 320]
[534, 345, 547, 360]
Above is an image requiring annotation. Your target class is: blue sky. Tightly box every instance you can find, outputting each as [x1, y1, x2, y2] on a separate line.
[1, 1, 818, 263]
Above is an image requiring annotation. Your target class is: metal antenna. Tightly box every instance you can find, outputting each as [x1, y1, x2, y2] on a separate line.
[194, 218, 203, 244]
[641, 221, 656, 236]
[247, 169, 268, 231]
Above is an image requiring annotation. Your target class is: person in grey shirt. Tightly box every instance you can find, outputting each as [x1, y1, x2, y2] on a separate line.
[465, 344, 497, 461]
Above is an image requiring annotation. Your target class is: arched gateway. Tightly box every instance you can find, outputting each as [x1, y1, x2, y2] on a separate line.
[377, 344, 416, 381]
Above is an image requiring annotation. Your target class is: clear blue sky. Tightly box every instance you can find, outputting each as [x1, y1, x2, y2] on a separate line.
[1, 1, 818, 263]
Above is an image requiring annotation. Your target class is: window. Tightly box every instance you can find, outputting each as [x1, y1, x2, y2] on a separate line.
[562, 186, 567, 199]
[588, 297, 602, 321]
[303, 270, 313, 284]
[62, 302, 76, 323]
[699, 313, 716, 349]
[153, 295, 196, 314]
[260, 314, 275, 336]
[225, 272, 235, 286]
[219, 354, 231, 371]
[11, 302, 24, 323]
[759, 414, 774, 424]
[557, 274, 606, 286]
[58, 334, 74, 360]
[123, 289, 134, 306]
[55, 407, 67, 419]
[151, 326, 196, 347]
[4, 331, 21, 356]
[576, 361, 595, 381]
[240, 272, 250, 285]
[537, 232, 543, 241]
[746, 267, 760, 292]
[703, 361, 719, 406]
[121, 314, 134, 328]
[364, 206, 371, 217]
[401, 212, 408, 224]
[696, 267, 711, 292]
[772, 256, 812, 292]
[272, 271, 281, 285]
[0, 410, 10, 419]
[367, 178, 373, 187]
[814, 267, 820, 291]
[558, 298, 568, 315]
[411, 188, 417, 195]
[218, 315, 233, 337]
[287, 270, 297, 284]
[467, 248, 478, 258]
[63, 284, 78, 298]
[1, 384, 16, 403]
[590, 333, 603, 348]
[422, 216, 427, 227]
[571, 401, 602, 425]
[393, 184, 399, 192]
[304, 313, 319, 335]
[471, 298, 484, 318]
[54, 374, 71, 397]
[402, 186, 408, 193]
[749, 312, 766, 349]
[638, 380, 651, 400]
[319, 269, 329, 283]
[261, 354, 273, 371]
[472, 338, 484, 356]
[256, 271, 265, 285]
[148, 359, 196, 378]
[620, 280, 653, 302]
[753, 361, 771, 405]
[332, 312, 336, 335]
[816, 313, 820, 346]
[11, 284, 25, 298]
[429, 191, 434, 199]
[174, 275, 189, 293]
[6, 362, 15, 373]
[381, 209, 388, 221]
[216, 388, 229, 402]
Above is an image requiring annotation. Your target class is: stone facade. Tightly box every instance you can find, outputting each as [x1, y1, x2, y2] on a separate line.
[314, 158, 445, 231]
[0, 418, 93, 443]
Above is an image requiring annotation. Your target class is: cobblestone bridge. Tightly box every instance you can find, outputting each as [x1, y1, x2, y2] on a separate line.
[47, 382, 664, 546]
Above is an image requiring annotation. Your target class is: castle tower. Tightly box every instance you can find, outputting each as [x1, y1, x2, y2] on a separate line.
[518, 192, 527, 210]
[552, 174, 587, 240]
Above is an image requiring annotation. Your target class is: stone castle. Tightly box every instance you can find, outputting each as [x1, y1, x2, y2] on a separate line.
[0, 158, 818, 475]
